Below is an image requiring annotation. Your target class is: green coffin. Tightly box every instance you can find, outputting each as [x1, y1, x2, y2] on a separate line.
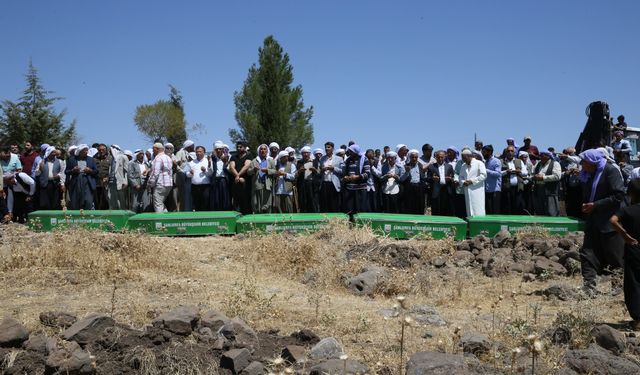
[236, 213, 348, 234]
[467, 215, 584, 237]
[127, 211, 240, 236]
[28, 210, 134, 231]
[354, 213, 467, 240]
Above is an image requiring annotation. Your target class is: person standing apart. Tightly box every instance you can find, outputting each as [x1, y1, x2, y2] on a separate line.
[579, 148, 625, 296]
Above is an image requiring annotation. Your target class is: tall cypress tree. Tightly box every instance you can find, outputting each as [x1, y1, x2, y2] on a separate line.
[230, 36, 314, 151]
[0, 61, 77, 147]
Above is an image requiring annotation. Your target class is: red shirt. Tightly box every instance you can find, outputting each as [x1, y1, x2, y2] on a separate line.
[20, 151, 38, 175]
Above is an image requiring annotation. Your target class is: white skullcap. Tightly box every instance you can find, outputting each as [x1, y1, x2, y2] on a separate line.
[300, 146, 311, 153]
[408, 149, 419, 156]
[68, 145, 78, 154]
[313, 148, 323, 155]
[164, 142, 174, 149]
[386, 151, 398, 158]
[461, 149, 473, 156]
[277, 150, 289, 159]
[76, 144, 89, 156]
[214, 140, 225, 149]
[183, 140, 194, 149]
[396, 144, 407, 152]
[269, 142, 280, 149]
[44, 146, 56, 159]
[285, 146, 295, 154]
[518, 151, 529, 157]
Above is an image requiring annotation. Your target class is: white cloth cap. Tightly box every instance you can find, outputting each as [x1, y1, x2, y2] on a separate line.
[337, 148, 346, 155]
[214, 140, 225, 149]
[408, 149, 419, 156]
[313, 148, 323, 155]
[300, 146, 311, 153]
[44, 146, 56, 159]
[124, 150, 133, 158]
[518, 151, 529, 158]
[183, 140, 194, 149]
[277, 150, 289, 159]
[461, 149, 473, 156]
[396, 144, 407, 152]
[386, 151, 398, 158]
[285, 147, 295, 154]
[269, 142, 280, 150]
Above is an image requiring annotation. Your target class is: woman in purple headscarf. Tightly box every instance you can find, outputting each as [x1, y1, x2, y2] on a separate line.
[578, 148, 625, 296]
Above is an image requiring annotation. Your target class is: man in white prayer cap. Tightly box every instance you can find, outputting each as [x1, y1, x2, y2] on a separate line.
[107, 144, 129, 210]
[34, 146, 65, 209]
[273, 150, 296, 213]
[457, 148, 487, 217]
[268, 142, 280, 160]
[319, 141, 344, 212]
[210, 141, 232, 210]
[64, 144, 98, 210]
[296, 146, 319, 212]
[401, 149, 426, 214]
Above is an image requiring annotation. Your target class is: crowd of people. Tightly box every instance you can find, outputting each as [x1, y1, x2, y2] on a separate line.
[4, 118, 640, 328]
[0, 132, 636, 223]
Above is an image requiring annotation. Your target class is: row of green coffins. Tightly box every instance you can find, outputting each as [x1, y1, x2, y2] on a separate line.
[28, 210, 585, 239]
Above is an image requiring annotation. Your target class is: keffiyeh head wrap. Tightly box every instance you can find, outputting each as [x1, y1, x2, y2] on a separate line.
[348, 144, 367, 174]
[44, 146, 56, 159]
[579, 148, 608, 202]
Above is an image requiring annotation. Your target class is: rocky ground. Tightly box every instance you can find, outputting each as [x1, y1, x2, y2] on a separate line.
[1, 223, 640, 374]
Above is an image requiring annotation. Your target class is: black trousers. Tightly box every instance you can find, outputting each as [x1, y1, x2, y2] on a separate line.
[12, 191, 29, 224]
[298, 180, 318, 213]
[431, 189, 454, 216]
[343, 188, 369, 214]
[500, 188, 522, 215]
[95, 186, 109, 210]
[191, 184, 210, 211]
[403, 183, 425, 214]
[232, 179, 253, 214]
[580, 229, 624, 285]
[485, 191, 501, 215]
[320, 182, 341, 212]
[39, 181, 61, 210]
[382, 193, 399, 213]
[565, 184, 583, 218]
[454, 193, 466, 219]
[625, 244, 640, 320]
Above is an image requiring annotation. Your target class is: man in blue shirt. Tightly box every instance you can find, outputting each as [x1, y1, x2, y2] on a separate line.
[482, 145, 502, 214]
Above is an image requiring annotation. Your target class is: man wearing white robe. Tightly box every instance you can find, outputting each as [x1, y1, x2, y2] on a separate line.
[458, 149, 487, 217]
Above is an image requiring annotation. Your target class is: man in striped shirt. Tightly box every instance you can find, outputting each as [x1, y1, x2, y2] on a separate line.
[148, 143, 173, 212]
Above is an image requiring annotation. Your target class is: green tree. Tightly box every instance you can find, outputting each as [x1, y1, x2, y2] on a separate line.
[0, 61, 77, 147]
[134, 85, 187, 145]
[230, 35, 314, 151]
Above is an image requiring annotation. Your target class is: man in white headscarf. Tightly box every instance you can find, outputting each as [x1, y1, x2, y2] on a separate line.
[457, 148, 487, 217]
[268, 142, 280, 160]
[273, 150, 297, 213]
[34, 146, 64, 209]
[248, 144, 275, 213]
[107, 145, 129, 210]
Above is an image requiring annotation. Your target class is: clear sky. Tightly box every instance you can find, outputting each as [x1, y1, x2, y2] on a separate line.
[1, 0, 639, 153]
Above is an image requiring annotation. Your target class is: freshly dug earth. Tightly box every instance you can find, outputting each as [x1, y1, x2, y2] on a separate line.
[1, 223, 639, 374]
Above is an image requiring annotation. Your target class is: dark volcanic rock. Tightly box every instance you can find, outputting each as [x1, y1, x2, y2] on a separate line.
[564, 345, 640, 374]
[590, 325, 626, 355]
[62, 314, 115, 346]
[0, 317, 29, 348]
[152, 305, 200, 335]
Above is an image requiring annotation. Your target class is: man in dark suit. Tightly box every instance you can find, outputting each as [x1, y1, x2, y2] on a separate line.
[579, 149, 625, 295]
[65, 144, 98, 210]
[427, 150, 455, 216]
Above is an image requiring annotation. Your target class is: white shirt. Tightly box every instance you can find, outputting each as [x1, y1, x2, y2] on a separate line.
[438, 163, 446, 185]
[506, 160, 517, 186]
[187, 158, 211, 185]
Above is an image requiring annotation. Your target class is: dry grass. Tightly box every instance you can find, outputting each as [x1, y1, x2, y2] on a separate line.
[0, 221, 635, 374]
